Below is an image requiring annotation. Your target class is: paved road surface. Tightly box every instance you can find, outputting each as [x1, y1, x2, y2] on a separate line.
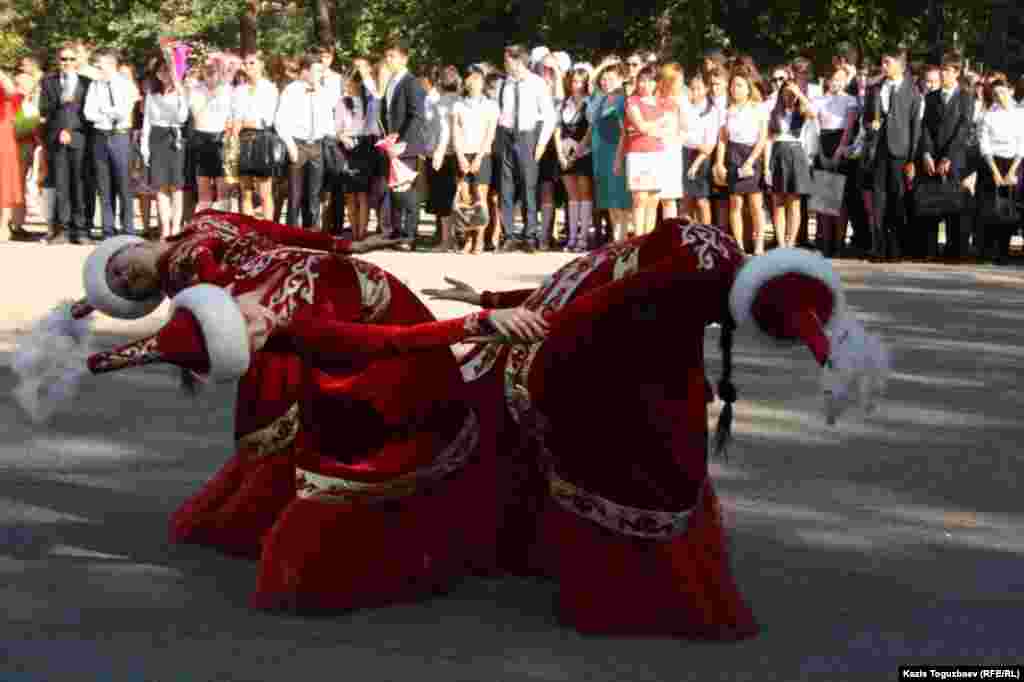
[1, 241, 1022, 681]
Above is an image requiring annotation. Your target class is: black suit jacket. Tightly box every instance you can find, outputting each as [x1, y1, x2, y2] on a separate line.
[379, 72, 426, 156]
[919, 88, 973, 177]
[38, 72, 93, 149]
[872, 77, 923, 161]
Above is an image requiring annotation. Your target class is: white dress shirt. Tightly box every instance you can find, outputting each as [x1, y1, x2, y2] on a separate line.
[454, 96, 499, 154]
[275, 80, 337, 143]
[83, 74, 135, 130]
[979, 105, 1024, 160]
[231, 79, 279, 129]
[497, 70, 555, 143]
[682, 100, 720, 149]
[60, 72, 80, 100]
[141, 89, 190, 163]
[322, 70, 345, 103]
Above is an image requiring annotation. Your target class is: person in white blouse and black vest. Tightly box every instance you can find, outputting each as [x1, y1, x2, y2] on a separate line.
[83, 48, 137, 239]
[917, 51, 973, 260]
[38, 42, 93, 244]
[275, 54, 337, 229]
[495, 44, 556, 253]
[378, 41, 426, 249]
[868, 46, 923, 262]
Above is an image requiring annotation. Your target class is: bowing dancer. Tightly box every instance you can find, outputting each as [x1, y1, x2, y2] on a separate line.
[27, 275, 545, 612]
[21, 211, 414, 559]
[423, 218, 889, 639]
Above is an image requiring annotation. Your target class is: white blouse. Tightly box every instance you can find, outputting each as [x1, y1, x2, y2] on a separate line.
[453, 96, 499, 153]
[190, 83, 234, 133]
[814, 93, 858, 131]
[724, 104, 765, 146]
[979, 105, 1024, 159]
[682, 100, 720, 149]
[231, 79, 279, 129]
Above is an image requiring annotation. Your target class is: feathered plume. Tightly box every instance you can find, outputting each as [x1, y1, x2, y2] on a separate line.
[821, 314, 891, 425]
[11, 301, 94, 424]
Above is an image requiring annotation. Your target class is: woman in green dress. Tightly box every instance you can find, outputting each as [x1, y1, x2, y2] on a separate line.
[586, 62, 631, 243]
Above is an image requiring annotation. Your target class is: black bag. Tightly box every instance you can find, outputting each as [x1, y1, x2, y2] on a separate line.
[913, 176, 965, 217]
[321, 138, 347, 179]
[238, 129, 288, 177]
[980, 186, 1019, 227]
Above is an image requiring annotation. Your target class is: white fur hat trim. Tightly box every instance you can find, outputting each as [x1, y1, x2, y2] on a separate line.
[83, 235, 165, 320]
[172, 284, 251, 382]
[728, 248, 845, 344]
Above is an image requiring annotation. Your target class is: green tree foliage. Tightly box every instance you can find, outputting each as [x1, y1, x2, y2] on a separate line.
[0, 0, 1014, 76]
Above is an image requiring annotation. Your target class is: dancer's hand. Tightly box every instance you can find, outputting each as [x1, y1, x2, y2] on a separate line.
[237, 300, 276, 352]
[488, 307, 549, 344]
[349, 233, 404, 253]
[422, 277, 481, 305]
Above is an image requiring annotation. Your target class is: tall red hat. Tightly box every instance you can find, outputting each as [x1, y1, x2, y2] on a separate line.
[728, 248, 890, 426]
[87, 284, 251, 382]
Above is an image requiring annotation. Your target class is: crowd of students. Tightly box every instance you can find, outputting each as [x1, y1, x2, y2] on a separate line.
[1, 39, 1022, 262]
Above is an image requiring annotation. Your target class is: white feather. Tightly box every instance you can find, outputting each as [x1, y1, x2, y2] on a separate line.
[11, 301, 94, 424]
[820, 314, 892, 424]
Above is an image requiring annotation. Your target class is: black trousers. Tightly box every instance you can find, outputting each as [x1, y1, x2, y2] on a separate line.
[287, 141, 324, 228]
[93, 132, 135, 236]
[498, 127, 540, 244]
[388, 156, 420, 240]
[872, 153, 910, 257]
[47, 141, 88, 238]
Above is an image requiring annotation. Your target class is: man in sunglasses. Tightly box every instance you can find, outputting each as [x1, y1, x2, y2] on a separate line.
[38, 42, 93, 244]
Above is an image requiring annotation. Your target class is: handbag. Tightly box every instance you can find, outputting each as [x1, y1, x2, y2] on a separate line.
[321, 138, 347, 179]
[912, 176, 965, 217]
[808, 169, 847, 217]
[981, 186, 1019, 227]
[237, 129, 288, 177]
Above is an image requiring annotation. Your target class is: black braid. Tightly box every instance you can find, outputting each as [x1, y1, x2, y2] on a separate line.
[180, 368, 202, 397]
[714, 321, 737, 459]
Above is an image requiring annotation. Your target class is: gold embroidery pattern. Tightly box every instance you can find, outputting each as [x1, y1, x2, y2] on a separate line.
[679, 223, 741, 271]
[237, 403, 300, 458]
[90, 336, 160, 373]
[265, 255, 321, 325]
[502, 242, 640, 426]
[295, 409, 480, 504]
[459, 242, 637, 384]
[350, 258, 391, 323]
[548, 464, 703, 540]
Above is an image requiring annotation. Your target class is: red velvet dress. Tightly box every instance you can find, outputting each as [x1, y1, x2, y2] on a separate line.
[154, 211, 448, 559]
[0, 85, 24, 209]
[460, 218, 760, 639]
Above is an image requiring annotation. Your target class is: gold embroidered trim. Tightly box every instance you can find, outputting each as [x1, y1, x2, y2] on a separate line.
[679, 223, 741, 271]
[503, 243, 640, 426]
[295, 409, 480, 504]
[548, 465, 702, 540]
[237, 403, 300, 458]
[350, 258, 391, 323]
[90, 336, 160, 373]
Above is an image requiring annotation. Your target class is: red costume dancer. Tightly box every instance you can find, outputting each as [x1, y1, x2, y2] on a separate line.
[73, 210, 479, 559]
[425, 217, 888, 639]
[83, 282, 538, 611]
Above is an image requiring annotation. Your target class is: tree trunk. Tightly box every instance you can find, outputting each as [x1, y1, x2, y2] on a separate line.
[240, 0, 259, 54]
[314, 0, 333, 49]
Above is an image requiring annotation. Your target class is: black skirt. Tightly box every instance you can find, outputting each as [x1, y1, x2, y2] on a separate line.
[538, 138, 562, 183]
[682, 146, 711, 199]
[148, 126, 186, 189]
[770, 140, 813, 195]
[342, 136, 380, 194]
[726, 141, 763, 195]
[819, 129, 844, 160]
[564, 151, 593, 178]
[426, 154, 458, 217]
[189, 130, 225, 178]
